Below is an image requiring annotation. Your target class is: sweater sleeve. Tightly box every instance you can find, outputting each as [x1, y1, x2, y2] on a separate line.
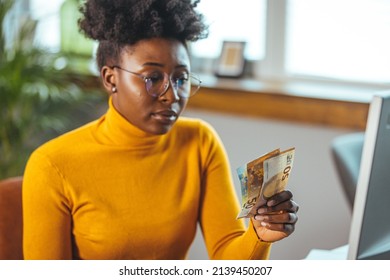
[197, 121, 272, 260]
[22, 150, 73, 259]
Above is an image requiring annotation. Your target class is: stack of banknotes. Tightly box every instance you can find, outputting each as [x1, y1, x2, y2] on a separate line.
[237, 148, 295, 219]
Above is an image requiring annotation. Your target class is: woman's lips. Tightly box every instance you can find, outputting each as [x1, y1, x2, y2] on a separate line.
[151, 110, 178, 124]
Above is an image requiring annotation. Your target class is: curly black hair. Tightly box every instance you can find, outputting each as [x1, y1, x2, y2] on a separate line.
[78, 0, 208, 70]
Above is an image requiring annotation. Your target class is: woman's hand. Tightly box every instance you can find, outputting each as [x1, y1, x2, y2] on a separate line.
[252, 190, 299, 242]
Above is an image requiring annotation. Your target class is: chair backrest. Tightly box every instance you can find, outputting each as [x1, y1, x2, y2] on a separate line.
[331, 132, 364, 210]
[0, 176, 23, 260]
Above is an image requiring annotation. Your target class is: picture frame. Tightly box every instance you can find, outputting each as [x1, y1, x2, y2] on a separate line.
[214, 41, 246, 78]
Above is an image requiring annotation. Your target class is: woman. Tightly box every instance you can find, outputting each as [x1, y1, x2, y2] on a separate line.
[23, 0, 298, 260]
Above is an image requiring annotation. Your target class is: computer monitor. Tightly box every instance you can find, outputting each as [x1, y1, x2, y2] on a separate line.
[348, 90, 390, 260]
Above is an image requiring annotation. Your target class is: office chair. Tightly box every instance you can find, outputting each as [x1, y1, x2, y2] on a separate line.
[331, 132, 364, 210]
[0, 176, 23, 260]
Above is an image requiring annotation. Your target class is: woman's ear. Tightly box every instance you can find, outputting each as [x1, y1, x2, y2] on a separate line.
[101, 66, 117, 94]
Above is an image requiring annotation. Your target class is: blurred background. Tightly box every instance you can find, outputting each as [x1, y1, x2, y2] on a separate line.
[1, 0, 390, 259]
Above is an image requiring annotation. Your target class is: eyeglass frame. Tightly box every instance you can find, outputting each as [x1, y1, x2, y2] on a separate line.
[110, 65, 202, 98]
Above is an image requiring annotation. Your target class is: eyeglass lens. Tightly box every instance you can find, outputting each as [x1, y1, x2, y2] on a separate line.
[144, 72, 200, 98]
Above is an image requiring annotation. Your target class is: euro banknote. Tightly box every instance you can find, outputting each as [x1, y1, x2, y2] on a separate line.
[237, 148, 295, 219]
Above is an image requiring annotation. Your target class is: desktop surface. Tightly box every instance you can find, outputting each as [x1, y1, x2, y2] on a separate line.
[305, 245, 348, 260]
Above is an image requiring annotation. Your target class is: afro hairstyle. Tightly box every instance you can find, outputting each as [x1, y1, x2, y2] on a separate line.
[78, 0, 209, 69]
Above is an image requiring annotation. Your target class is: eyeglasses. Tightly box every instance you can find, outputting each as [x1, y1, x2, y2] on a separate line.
[111, 66, 202, 98]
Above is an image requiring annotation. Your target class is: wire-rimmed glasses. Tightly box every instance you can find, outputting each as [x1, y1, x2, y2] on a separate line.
[111, 66, 202, 98]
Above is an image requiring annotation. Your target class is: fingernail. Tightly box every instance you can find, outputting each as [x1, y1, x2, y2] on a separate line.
[257, 208, 266, 214]
[255, 215, 265, 221]
[268, 200, 276, 206]
[261, 222, 268, 227]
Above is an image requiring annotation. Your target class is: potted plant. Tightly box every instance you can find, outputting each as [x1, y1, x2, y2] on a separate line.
[0, 0, 104, 180]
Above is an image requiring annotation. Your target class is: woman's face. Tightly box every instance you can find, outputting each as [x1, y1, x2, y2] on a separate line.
[102, 38, 191, 135]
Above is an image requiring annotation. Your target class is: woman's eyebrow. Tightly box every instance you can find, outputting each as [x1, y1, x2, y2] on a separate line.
[142, 62, 189, 69]
[142, 62, 164, 67]
[175, 64, 189, 69]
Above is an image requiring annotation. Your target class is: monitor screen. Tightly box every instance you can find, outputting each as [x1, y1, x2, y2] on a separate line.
[348, 90, 390, 260]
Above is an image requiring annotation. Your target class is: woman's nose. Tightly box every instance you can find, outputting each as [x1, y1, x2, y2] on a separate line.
[159, 80, 180, 103]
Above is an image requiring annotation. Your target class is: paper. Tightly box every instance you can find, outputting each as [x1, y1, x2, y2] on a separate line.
[237, 148, 295, 219]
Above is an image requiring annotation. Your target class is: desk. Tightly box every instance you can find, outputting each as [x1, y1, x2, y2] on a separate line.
[305, 245, 349, 260]
[187, 75, 387, 130]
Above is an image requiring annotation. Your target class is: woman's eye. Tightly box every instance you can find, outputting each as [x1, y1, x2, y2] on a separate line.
[174, 74, 189, 86]
[145, 72, 164, 83]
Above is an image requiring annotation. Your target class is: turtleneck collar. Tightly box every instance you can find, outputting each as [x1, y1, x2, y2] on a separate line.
[93, 97, 165, 148]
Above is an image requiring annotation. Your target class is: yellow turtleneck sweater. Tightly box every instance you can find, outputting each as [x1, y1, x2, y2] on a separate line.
[22, 99, 271, 260]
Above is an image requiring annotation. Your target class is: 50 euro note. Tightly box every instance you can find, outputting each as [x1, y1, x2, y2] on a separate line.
[236, 148, 295, 219]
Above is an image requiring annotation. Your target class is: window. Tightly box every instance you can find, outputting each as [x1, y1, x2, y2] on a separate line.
[286, 0, 390, 84]
[193, 0, 390, 85]
[29, 0, 64, 51]
[191, 0, 267, 60]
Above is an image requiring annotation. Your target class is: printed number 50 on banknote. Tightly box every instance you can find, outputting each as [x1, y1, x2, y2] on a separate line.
[237, 148, 295, 219]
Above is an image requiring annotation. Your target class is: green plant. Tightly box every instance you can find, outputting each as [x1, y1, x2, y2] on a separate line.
[0, 0, 104, 179]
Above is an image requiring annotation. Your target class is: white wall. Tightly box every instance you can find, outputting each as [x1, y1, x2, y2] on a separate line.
[184, 107, 359, 260]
